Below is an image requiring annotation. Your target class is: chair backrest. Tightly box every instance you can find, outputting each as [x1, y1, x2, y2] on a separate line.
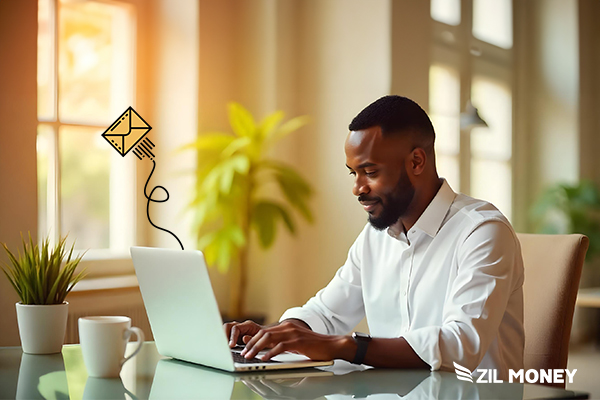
[518, 233, 588, 387]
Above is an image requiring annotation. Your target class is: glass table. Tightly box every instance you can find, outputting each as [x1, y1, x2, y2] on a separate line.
[0, 342, 589, 399]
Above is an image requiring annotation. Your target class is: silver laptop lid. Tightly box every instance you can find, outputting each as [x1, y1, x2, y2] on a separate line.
[130, 247, 235, 372]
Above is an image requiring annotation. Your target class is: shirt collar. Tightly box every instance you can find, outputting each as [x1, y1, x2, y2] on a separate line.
[387, 179, 457, 240]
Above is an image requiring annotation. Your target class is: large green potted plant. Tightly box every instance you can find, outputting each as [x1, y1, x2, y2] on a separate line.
[1, 234, 87, 354]
[184, 103, 313, 319]
[530, 179, 600, 260]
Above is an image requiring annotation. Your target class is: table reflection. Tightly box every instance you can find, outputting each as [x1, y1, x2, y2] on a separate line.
[149, 358, 527, 400]
[16, 352, 69, 399]
[0, 343, 588, 400]
[83, 377, 136, 400]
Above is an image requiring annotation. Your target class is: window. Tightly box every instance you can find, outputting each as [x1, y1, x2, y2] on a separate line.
[429, 62, 461, 191]
[429, 0, 513, 220]
[37, 0, 136, 257]
[431, 0, 460, 26]
[472, 0, 512, 49]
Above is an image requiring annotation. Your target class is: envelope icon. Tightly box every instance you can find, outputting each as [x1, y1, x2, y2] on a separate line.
[102, 107, 152, 157]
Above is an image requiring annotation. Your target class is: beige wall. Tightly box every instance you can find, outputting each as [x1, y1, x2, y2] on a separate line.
[516, 0, 599, 342]
[195, 0, 391, 322]
[575, 0, 600, 341]
[391, 0, 431, 107]
[525, 0, 580, 204]
[284, 0, 391, 320]
[0, 0, 38, 346]
[192, 0, 599, 334]
[1, 0, 600, 345]
[579, 0, 600, 186]
[146, 0, 199, 251]
[514, 0, 581, 233]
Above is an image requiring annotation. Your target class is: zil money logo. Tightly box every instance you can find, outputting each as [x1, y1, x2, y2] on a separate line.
[453, 362, 474, 383]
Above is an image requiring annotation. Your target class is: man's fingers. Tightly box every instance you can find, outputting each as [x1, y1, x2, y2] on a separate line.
[242, 330, 269, 358]
[227, 320, 261, 347]
[241, 329, 264, 354]
[262, 342, 291, 361]
[223, 321, 236, 339]
[224, 321, 238, 347]
[242, 324, 305, 358]
[229, 325, 241, 347]
[242, 335, 252, 344]
[243, 330, 285, 359]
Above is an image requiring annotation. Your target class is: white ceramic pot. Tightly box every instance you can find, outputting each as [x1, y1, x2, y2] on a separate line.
[15, 302, 69, 354]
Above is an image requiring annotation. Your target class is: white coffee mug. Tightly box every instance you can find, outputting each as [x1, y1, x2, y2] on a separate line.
[79, 316, 145, 378]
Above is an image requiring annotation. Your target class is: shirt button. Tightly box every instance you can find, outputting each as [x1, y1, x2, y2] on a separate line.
[403, 290, 407, 296]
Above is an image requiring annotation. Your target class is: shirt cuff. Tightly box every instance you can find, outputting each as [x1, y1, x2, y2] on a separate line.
[401, 326, 443, 371]
[279, 307, 329, 334]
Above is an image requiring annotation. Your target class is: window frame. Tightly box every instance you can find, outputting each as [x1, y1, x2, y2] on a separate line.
[37, 0, 149, 277]
[430, 0, 515, 221]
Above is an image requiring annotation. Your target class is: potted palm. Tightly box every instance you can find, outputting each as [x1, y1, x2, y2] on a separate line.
[1, 234, 87, 354]
[530, 179, 600, 260]
[184, 103, 313, 319]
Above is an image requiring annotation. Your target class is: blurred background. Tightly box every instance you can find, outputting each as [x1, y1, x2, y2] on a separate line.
[1, 0, 599, 395]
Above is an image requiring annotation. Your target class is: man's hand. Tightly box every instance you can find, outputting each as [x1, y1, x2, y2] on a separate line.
[224, 320, 263, 347]
[240, 320, 354, 361]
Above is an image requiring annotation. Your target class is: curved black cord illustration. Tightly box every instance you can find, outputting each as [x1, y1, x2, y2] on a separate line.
[144, 160, 184, 250]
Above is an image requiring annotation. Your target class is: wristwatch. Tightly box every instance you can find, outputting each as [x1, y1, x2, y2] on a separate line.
[351, 332, 372, 365]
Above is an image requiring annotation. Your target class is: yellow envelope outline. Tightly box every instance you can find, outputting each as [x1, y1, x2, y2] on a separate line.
[102, 107, 152, 156]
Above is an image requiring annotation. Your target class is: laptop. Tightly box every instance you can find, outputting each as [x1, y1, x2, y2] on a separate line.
[130, 246, 334, 372]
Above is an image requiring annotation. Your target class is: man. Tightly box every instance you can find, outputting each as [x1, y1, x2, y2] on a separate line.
[225, 95, 524, 377]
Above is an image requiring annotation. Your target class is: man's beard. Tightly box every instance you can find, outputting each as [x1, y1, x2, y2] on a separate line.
[363, 167, 415, 231]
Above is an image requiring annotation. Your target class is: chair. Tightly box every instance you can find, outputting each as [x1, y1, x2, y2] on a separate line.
[518, 233, 589, 388]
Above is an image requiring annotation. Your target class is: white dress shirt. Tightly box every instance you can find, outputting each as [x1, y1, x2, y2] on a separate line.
[280, 179, 524, 378]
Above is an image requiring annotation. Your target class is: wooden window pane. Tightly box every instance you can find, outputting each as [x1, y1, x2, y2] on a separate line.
[473, 0, 513, 49]
[59, 126, 111, 249]
[431, 0, 461, 26]
[471, 159, 512, 220]
[436, 154, 461, 193]
[58, 1, 132, 124]
[38, 0, 55, 120]
[37, 125, 54, 240]
[471, 75, 512, 160]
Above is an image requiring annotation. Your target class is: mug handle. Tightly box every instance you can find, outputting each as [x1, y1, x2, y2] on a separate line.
[121, 327, 145, 367]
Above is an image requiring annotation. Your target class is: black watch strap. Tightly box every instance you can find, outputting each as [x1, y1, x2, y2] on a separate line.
[351, 332, 371, 365]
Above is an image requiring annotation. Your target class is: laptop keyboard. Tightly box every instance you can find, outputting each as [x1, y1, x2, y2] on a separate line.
[231, 351, 279, 364]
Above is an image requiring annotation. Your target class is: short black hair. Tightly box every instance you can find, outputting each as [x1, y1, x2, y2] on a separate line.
[348, 95, 435, 147]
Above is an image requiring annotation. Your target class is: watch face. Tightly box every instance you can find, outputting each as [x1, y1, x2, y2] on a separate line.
[353, 332, 371, 341]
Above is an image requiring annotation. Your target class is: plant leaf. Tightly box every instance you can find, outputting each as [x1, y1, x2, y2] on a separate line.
[217, 237, 232, 274]
[1, 267, 23, 302]
[177, 133, 234, 152]
[1, 233, 87, 305]
[265, 115, 310, 146]
[187, 104, 315, 279]
[270, 164, 313, 223]
[258, 110, 285, 141]
[222, 136, 251, 159]
[251, 201, 297, 249]
[252, 203, 277, 248]
[530, 180, 600, 260]
[228, 103, 256, 138]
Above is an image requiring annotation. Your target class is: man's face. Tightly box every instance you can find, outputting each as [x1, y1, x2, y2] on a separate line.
[345, 126, 415, 231]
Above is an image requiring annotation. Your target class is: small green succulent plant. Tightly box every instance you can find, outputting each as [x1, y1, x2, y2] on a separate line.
[1, 234, 87, 305]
